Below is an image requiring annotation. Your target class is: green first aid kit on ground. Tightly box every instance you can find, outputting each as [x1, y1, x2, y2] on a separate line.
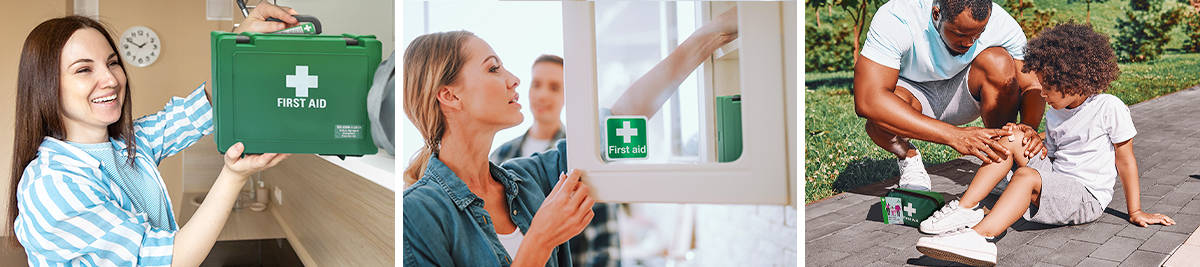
[211, 31, 380, 156]
[880, 188, 946, 227]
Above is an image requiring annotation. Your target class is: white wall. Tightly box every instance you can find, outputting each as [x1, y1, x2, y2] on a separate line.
[400, 0, 564, 165]
[690, 205, 798, 266]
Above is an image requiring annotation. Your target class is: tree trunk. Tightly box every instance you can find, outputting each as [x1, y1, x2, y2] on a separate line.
[816, 6, 822, 27]
[852, 0, 868, 63]
[1087, 2, 1092, 24]
[1019, 0, 1025, 18]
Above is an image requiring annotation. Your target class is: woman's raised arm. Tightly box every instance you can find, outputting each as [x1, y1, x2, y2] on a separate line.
[610, 7, 738, 118]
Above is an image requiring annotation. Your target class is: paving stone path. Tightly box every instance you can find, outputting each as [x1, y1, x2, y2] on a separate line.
[805, 86, 1200, 266]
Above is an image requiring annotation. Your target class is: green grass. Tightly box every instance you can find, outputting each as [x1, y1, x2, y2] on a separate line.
[804, 53, 1200, 203]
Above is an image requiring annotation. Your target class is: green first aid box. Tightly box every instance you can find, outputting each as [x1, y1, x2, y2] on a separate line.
[211, 31, 380, 156]
[880, 188, 946, 227]
[715, 95, 742, 163]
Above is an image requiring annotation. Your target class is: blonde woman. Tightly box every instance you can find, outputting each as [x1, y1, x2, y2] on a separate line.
[402, 9, 739, 267]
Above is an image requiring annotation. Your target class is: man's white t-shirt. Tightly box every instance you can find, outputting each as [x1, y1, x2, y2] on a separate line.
[520, 138, 552, 158]
[861, 0, 1028, 82]
[1044, 94, 1137, 208]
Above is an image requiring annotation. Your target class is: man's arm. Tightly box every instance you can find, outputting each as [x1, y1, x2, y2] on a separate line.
[1115, 139, 1175, 227]
[1014, 60, 1045, 128]
[1013, 59, 1048, 158]
[853, 55, 1010, 163]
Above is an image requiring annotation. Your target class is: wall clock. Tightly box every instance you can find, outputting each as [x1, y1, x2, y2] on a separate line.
[119, 26, 160, 67]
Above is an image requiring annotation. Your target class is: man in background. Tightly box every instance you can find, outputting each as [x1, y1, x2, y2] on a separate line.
[491, 54, 621, 267]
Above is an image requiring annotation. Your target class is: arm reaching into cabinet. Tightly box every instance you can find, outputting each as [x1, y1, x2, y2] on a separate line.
[609, 7, 738, 118]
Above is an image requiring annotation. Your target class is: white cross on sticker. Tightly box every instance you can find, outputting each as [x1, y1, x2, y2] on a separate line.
[615, 121, 638, 143]
[286, 66, 319, 98]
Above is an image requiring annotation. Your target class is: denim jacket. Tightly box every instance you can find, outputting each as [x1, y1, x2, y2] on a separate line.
[404, 140, 570, 267]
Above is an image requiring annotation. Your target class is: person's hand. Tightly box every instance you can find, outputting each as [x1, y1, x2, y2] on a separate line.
[948, 126, 1011, 164]
[526, 169, 595, 249]
[234, 1, 299, 33]
[697, 7, 738, 46]
[1129, 210, 1175, 227]
[1003, 122, 1047, 159]
[222, 142, 289, 178]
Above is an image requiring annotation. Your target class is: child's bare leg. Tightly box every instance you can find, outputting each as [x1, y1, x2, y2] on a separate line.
[958, 129, 1028, 208]
[972, 167, 1042, 237]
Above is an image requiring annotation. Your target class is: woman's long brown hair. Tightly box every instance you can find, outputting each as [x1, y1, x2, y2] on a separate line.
[8, 16, 135, 245]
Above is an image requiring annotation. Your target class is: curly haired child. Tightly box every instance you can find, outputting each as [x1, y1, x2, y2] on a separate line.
[911, 22, 1176, 266]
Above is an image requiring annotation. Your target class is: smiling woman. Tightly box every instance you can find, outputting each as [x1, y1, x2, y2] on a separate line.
[6, 4, 298, 266]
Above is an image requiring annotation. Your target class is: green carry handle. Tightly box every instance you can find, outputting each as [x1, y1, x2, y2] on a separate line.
[893, 188, 946, 204]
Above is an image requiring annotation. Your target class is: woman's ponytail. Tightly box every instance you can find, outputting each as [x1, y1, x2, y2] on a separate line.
[401, 31, 474, 188]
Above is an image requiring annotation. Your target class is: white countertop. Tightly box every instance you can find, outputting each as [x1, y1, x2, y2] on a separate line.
[318, 153, 396, 191]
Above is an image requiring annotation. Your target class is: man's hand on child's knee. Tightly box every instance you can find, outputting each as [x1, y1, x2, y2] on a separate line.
[1130, 210, 1176, 227]
[996, 124, 1028, 161]
[1003, 122, 1047, 159]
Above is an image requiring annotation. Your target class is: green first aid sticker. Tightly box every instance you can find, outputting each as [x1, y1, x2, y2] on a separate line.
[605, 116, 647, 159]
[272, 23, 318, 34]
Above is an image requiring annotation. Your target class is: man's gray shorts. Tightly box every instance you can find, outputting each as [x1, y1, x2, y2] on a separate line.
[1005, 156, 1106, 225]
[895, 66, 982, 126]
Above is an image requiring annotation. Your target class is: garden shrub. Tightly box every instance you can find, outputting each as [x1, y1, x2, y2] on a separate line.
[1181, 9, 1200, 53]
[1113, 0, 1185, 62]
[1004, 0, 1060, 39]
[805, 12, 857, 72]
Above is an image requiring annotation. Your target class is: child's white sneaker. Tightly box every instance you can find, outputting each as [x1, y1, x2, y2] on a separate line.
[920, 200, 985, 234]
[916, 228, 997, 266]
[898, 150, 932, 191]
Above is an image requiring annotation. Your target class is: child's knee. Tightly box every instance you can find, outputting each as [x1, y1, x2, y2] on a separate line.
[1011, 167, 1041, 185]
[1001, 129, 1026, 151]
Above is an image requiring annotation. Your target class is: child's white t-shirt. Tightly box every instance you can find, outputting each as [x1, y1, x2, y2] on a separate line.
[860, 0, 1027, 82]
[1044, 94, 1137, 208]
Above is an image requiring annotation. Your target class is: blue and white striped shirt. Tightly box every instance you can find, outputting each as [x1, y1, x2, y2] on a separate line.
[15, 84, 213, 267]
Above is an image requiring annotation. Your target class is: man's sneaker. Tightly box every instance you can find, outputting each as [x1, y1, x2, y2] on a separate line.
[916, 228, 997, 266]
[898, 150, 932, 191]
[920, 200, 985, 235]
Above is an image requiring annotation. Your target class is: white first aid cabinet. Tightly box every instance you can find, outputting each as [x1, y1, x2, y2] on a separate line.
[564, 1, 797, 204]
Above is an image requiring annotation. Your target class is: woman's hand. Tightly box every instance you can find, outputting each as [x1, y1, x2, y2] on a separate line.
[1129, 210, 1175, 227]
[521, 169, 595, 258]
[222, 142, 289, 178]
[234, 1, 299, 33]
[697, 7, 738, 46]
[174, 142, 287, 266]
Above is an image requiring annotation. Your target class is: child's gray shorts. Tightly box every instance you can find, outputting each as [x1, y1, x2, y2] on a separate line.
[1006, 156, 1106, 225]
[895, 66, 982, 126]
